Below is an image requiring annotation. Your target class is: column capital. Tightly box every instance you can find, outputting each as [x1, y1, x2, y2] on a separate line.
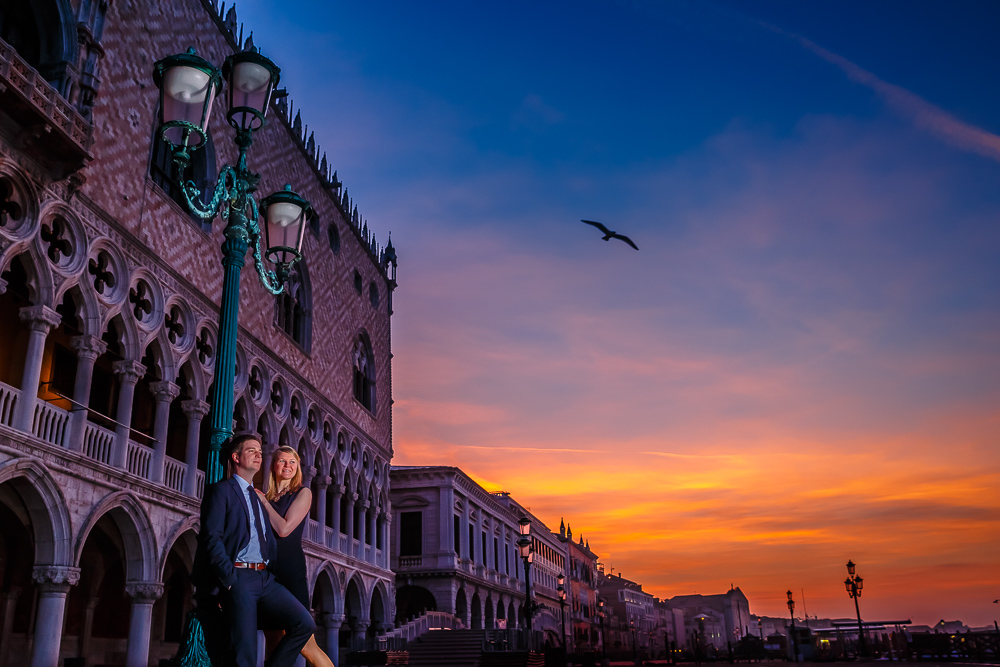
[125, 581, 164, 602]
[322, 612, 346, 629]
[112, 359, 146, 383]
[181, 398, 210, 419]
[32, 565, 80, 592]
[19, 305, 61, 332]
[70, 334, 107, 360]
[316, 475, 331, 489]
[149, 379, 180, 402]
[331, 484, 345, 497]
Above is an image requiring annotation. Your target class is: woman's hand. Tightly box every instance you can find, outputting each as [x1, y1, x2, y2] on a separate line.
[255, 488, 268, 504]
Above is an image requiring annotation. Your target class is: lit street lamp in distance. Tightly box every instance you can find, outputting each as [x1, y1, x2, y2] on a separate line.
[786, 590, 798, 663]
[517, 517, 535, 646]
[845, 560, 866, 657]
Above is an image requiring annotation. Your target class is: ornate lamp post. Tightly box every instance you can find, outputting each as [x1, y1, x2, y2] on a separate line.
[845, 560, 866, 657]
[557, 573, 568, 651]
[517, 517, 534, 643]
[786, 590, 798, 662]
[152, 46, 310, 666]
[152, 46, 310, 483]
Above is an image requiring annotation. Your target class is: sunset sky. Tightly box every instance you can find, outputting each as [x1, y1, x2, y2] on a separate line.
[235, 0, 1000, 626]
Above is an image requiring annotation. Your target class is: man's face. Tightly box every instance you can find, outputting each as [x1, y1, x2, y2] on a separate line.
[232, 439, 263, 475]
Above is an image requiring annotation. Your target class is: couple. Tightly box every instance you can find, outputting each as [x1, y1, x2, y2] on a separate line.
[197, 433, 336, 667]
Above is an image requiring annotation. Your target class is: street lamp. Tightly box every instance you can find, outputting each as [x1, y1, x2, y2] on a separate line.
[845, 560, 866, 657]
[786, 590, 798, 663]
[517, 517, 534, 643]
[153, 46, 310, 482]
[153, 46, 309, 666]
[557, 573, 568, 651]
[598, 598, 607, 660]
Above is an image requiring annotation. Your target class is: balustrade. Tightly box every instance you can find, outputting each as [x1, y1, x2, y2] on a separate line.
[83, 422, 115, 464]
[163, 456, 186, 492]
[126, 440, 152, 479]
[0, 383, 18, 427]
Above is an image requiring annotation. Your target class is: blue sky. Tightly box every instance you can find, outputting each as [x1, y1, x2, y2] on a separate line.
[232, 0, 1000, 624]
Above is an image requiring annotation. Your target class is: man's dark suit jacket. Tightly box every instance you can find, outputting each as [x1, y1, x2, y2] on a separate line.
[195, 476, 276, 591]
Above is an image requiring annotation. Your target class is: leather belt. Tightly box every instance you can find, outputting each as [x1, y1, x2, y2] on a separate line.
[234, 561, 267, 571]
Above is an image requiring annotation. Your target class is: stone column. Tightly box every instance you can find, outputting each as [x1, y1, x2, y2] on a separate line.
[369, 507, 378, 560]
[124, 582, 164, 667]
[148, 380, 180, 484]
[358, 501, 368, 549]
[29, 565, 79, 667]
[111, 360, 145, 469]
[353, 619, 370, 648]
[323, 613, 344, 666]
[78, 596, 99, 665]
[301, 464, 316, 489]
[439, 486, 455, 553]
[67, 335, 106, 451]
[0, 588, 21, 667]
[331, 485, 344, 548]
[181, 399, 210, 497]
[345, 492, 356, 548]
[460, 499, 471, 561]
[315, 475, 330, 543]
[13, 305, 61, 433]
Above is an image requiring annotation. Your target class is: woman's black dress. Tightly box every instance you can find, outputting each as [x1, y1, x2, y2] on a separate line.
[271, 487, 309, 608]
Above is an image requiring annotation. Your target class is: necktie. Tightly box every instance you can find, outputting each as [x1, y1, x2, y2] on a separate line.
[249, 487, 269, 558]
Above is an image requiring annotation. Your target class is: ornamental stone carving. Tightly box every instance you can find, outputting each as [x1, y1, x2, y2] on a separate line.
[32, 565, 81, 593]
[125, 582, 165, 601]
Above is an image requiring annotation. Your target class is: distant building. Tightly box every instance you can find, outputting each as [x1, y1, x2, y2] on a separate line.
[597, 571, 657, 655]
[664, 587, 751, 653]
[389, 466, 567, 645]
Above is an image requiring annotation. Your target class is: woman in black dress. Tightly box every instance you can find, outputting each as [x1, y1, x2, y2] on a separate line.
[257, 445, 334, 667]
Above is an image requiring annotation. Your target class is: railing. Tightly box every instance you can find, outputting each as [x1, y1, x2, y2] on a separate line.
[376, 548, 383, 567]
[305, 519, 319, 543]
[399, 555, 422, 568]
[0, 36, 93, 154]
[31, 400, 70, 447]
[325, 526, 335, 548]
[353, 539, 361, 559]
[382, 611, 464, 641]
[339, 533, 349, 553]
[364, 544, 372, 562]
[0, 383, 18, 427]
[83, 422, 115, 465]
[126, 440, 152, 479]
[195, 470, 206, 499]
[163, 456, 186, 492]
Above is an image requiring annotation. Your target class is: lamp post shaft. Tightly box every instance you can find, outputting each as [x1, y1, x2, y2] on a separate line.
[853, 587, 865, 658]
[206, 226, 248, 484]
[523, 557, 532, 637]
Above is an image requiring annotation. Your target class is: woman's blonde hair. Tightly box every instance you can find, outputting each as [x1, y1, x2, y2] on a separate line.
[265, 445, 303, 501]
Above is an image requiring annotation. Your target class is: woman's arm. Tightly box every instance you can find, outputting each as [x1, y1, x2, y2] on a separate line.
[256, 488, 313, 538]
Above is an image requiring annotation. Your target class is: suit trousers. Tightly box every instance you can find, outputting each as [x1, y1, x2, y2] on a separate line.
[224, 568, 315, 667]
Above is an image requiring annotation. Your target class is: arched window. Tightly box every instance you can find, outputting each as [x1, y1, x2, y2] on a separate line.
[149, 127, 216, 232]
[274, 262, 312, 350]
[352, 333, 375, 414]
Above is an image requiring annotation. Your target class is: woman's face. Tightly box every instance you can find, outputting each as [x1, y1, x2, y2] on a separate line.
[273, 451, 298, 481]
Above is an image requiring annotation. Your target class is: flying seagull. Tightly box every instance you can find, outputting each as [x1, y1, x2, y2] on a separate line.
[581, 219, 639, 250]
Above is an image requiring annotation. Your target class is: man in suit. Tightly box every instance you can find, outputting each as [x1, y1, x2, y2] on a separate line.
[197, 433, 315, 667]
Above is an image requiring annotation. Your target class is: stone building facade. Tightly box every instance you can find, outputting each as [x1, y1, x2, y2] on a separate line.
[389, 466, 568, 646]
[664, 587, 751, 653]
[557, 522, 601, 652]
[0, 1, 397, 665]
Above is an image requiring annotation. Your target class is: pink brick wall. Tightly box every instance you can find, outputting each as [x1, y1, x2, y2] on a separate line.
[81, 0, 394, 451]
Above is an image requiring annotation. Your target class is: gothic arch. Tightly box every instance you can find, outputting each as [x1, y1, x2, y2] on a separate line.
[0, 457, 73, 566]
[369, 578, 391, 626]
[0, 160, 40, 241]
[54, 277, 101, 336]
[74, 490, 157, 582]
[158, 514, 199, 579]
[311, 561, 343, 614]
[0, 245, 55, 307]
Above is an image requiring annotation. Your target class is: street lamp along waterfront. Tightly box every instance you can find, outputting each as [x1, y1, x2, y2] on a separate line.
[557, 573, 568, 651]
[598, 597, 608, 663]
[845, 560, 866, 657]
[153, 45, 310, 666]
[517, 517, 535, 643]
[786, 590, 798, 663]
